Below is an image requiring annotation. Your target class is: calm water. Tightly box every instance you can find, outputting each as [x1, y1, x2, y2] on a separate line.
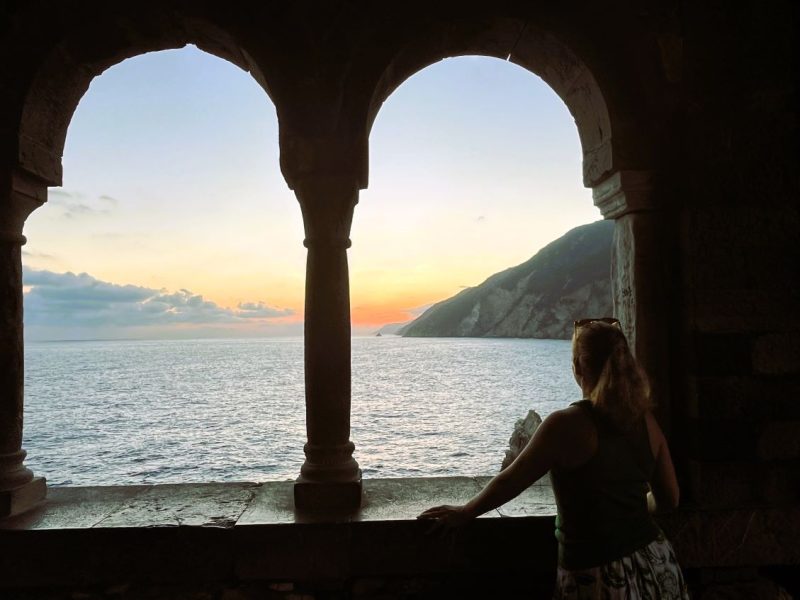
[23, 336, 578, 486]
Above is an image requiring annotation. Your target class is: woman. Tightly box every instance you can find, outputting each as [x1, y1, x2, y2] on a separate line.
[418, 318, 689, 599]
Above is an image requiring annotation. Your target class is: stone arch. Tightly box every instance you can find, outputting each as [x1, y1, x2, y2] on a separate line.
[361, 17, 671, 429]
[15, 8, 274, 187]
[365, 18, 620, 187]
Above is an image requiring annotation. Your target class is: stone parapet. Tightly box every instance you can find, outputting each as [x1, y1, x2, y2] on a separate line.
[1, 479, 798, 596]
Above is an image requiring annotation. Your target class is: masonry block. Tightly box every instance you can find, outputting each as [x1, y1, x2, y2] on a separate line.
[687, 460, 800, 508]
[757, 421, 800, 460]
[294, 477, 363, 514]
[692, 376, 800, 420]
[753, 333, 800, 375]
[693, 289, 800, 334]
[0, 477, 46, 519]
[686, 418, 759, 460]
[694, 334, 753, 376]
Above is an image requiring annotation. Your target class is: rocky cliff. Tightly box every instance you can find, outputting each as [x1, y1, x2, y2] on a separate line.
[501, 410, 543, 471]
[400, 220, 613, 340]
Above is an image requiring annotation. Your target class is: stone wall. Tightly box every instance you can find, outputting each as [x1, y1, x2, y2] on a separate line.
[676, 0, 800, 511]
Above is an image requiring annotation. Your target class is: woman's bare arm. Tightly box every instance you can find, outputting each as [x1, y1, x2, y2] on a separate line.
[419, 410, 569, 524]
[646, 412, 680, 511]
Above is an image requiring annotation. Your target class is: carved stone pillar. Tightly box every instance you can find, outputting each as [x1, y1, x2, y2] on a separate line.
[0, 169, 47, 518]
[593, 170, 672, 431]
[293, 174, 362, 512]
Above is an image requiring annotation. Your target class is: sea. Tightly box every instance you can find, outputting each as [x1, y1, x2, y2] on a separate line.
[22, 336, 578, 487]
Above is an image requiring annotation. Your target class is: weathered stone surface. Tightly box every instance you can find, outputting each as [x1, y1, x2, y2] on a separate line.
[1, 483, 145, 530]
[610, 209, 673, 427]
[356, 477, 493, 522]
[757, 421, 800, 460]
[685, 418, 761, 461]
[691, 376, 800, 420]
[694, 289, 800, 334]
[693, 334, 754, 376]
[752, 333, 800, 375]
[236, 481, 296, 525]
[474, 476, 556, 518]
[687, 460, 800, 508]
[95, 482, 258, 528]
[501, 409, 543, 470]
[659, 506, 800, 568]
[0, 475, 45, 518]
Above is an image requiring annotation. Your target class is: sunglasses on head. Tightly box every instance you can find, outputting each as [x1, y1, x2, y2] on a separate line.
[574, 317, 621, 329]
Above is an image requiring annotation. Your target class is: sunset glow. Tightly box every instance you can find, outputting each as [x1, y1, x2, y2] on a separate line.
[21, 47, 600, 340]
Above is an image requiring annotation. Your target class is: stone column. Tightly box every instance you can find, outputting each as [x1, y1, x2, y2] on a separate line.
[0, 168, 47, 518]
[593, 170, 673, 431]
[293, 175, 362, 512]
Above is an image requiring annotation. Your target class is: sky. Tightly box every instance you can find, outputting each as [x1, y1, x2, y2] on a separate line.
[21, 46, 601, 340]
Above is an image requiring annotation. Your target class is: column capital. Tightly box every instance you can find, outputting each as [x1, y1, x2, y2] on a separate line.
[294, 172, 360, 251]
[0, 167, 48, 238]
[593, 170, 656, 219]
[292, 172, 361, 204]
[280, 131, 368, 192]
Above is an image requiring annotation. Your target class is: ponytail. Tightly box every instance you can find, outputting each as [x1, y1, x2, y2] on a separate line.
[575, 322, 653, 429]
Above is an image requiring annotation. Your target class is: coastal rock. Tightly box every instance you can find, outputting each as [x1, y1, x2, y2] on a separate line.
[501, 410, 543, 470]
[374, 322, 408, 335]
[400, 220, 613, 340]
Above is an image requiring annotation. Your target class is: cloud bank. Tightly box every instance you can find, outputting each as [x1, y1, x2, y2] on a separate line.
[23, 269, 296, 340]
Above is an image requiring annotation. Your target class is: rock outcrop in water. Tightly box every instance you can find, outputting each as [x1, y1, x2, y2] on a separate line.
[399, 220, 613, 340]
[374, 322, 408, 336]
[501, 409, 543, 471]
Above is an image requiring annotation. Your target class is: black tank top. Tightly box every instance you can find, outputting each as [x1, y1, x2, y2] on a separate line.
[549, 399, 661, 569]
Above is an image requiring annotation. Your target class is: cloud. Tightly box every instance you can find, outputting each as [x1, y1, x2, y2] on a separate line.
[22, 249, 57, 261]
[236, 301, 294, 319]
[24, 270, 153, 305]
[46, 189, 118, 220]
[23, 269, 294, 330]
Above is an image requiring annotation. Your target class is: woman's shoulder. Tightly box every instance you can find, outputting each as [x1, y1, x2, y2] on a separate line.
[545, 403, 598, 469]
[546, 402, 595, 433]
[545, 402, 592, 427]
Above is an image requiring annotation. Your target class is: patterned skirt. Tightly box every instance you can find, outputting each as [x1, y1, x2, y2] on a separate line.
[553, 533, 690, 599]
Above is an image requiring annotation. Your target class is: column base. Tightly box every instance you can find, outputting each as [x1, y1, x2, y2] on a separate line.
[294, 471, 362, 513]
[0, 476, 46, 518]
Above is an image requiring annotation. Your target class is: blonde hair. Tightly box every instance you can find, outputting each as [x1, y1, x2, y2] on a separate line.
[573, 321, 653, 429]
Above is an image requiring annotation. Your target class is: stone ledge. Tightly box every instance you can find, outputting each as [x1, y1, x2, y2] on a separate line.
[0, 477, 556, 530]
[0, 478, 556, 590]
[0, 478, 797, 591]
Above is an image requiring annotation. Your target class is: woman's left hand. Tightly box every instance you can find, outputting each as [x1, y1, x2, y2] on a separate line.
[417, 505, 473, 530]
